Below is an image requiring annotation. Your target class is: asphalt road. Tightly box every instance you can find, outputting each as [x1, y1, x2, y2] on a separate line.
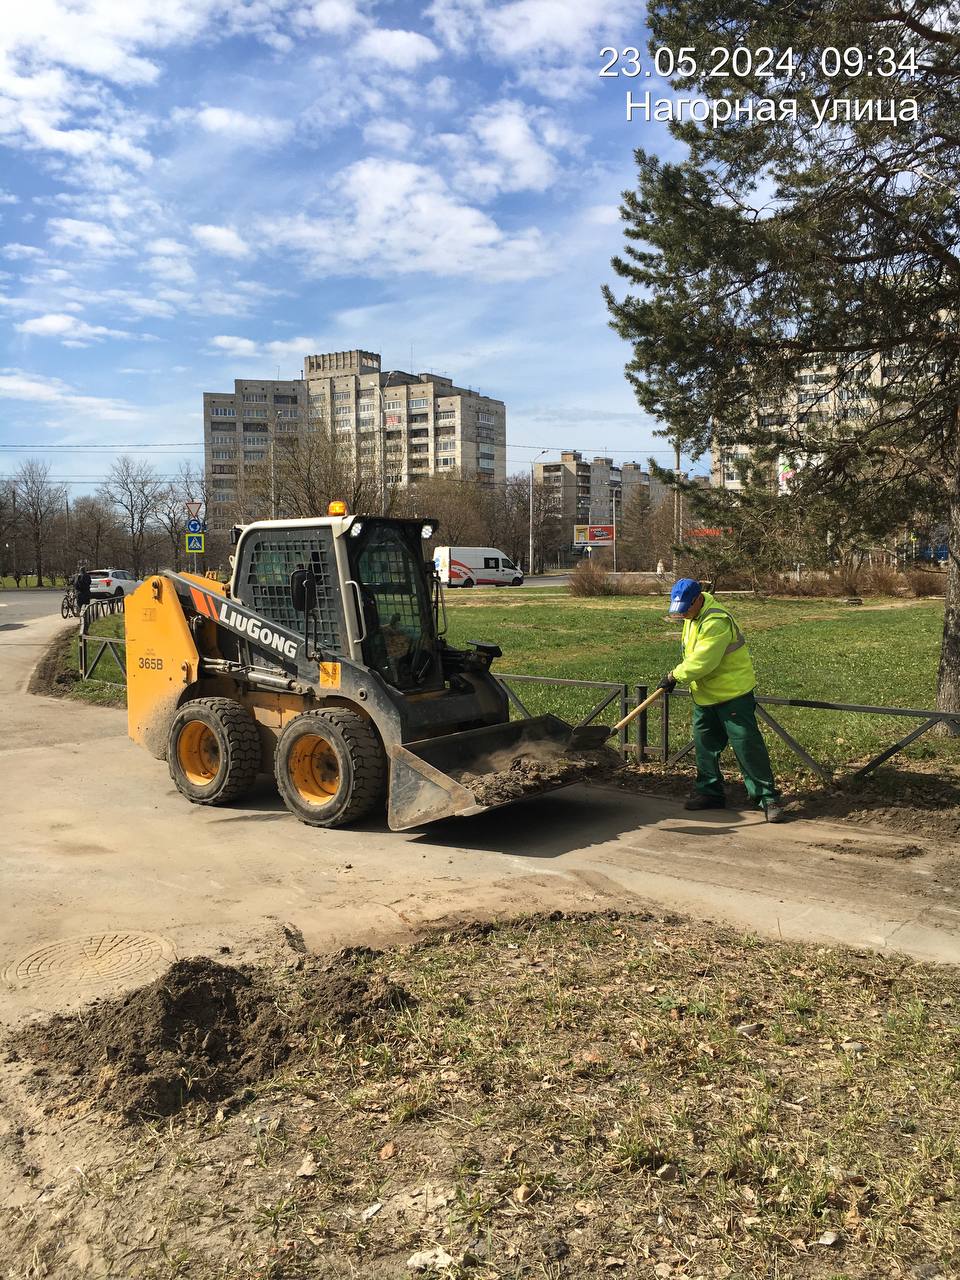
[3, 612, 958, 1026]
[0, 588, 63, 625]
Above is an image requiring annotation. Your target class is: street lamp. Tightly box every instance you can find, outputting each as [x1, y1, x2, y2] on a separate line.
[529, 448, 549, 576]
[376, 371, 402, 515]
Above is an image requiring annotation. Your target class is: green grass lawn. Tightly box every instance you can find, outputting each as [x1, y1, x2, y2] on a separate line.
[444, 592, 954, 781]
[68, 612, 127, 706]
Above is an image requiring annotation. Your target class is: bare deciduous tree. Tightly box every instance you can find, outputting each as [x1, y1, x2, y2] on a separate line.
[99, 456, 165, 578]
[13, 460, 66, 586]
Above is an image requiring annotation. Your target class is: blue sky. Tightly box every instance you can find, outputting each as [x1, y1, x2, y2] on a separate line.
[0, 0, 689, 494]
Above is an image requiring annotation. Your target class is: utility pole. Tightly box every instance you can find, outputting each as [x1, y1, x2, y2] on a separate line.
[672, 438, 681, 575]
[529, 449, 548, 576]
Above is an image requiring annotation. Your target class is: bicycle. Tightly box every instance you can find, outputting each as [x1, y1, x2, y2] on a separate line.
[61, 586, 81, 619]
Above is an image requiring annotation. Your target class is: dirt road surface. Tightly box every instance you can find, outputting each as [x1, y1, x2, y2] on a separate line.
[3, 613, 959, 1026]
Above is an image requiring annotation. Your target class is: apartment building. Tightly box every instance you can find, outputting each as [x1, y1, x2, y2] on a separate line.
[203, 378, 309, 529]
[536, 451, 652, 533]
[711, 358, 884, 492]
[302, 350, 506, 490]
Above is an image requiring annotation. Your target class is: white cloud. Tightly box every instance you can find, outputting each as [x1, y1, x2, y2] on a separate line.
[435, 100, 578, 199]
[15, 311, 129, 346]
[426, 0, 643, 96]
[190, 223, 251, 259]
[47, 217, 126, 255]
[211, 333, 325, 361]
[3, 242, 45, 259]
[0, 367, 139, 419]
[145, 254, 197, 285]
[362, 120, 415, 151]
[0, 190, 18, 204]
[146, 237, 188, 256]
[184, 106, 292, 147]
[210, 335, 259, 359]
[257, 159, 550, 282]
[584, 204, 620, 226]
[356, 28, 440, 70]
[299, 0, 364, 33]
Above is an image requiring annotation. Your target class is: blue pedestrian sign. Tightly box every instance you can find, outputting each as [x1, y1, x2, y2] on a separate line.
[187, 518, 203, 534]
[186, 533, 205, 553]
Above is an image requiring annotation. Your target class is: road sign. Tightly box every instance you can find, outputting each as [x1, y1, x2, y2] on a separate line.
[186, 533, 205, 553]
[185, 500, 202, 519]
[573, 524, 615, 546]
[187, 518, 203, 534]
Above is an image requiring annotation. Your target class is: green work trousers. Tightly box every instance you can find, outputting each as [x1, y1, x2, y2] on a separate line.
[692, 690, 779, 808]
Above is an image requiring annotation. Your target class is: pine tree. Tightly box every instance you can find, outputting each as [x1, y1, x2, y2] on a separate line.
[604, 1, 960, 712]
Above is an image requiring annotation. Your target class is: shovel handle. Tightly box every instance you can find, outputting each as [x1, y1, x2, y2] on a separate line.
[610, 685, 666, 733]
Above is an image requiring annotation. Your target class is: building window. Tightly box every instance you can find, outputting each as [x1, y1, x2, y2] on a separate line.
[436, 410, 455, 421]
[334, 391, 351, 401]
[385, 400, 402, 411]
[212, 465, 235, 474]
[358, 415, 375, 426]
[409, 428, 429, 439]
[410, 444, 429, 455]
[245, 435, 268, 446]
[244, 450, 265, 462]
[210, 406, 236, 417]
[409, 397, 428, 409]
[211, 450, 234, 461]
[243, 392, 268, 402]
[438, 457, 453, 467]
[437, 439, 455, 453]
[335, 405, 352, 417]
[477, 411, 495, 424]
[273, 393, 298, 405]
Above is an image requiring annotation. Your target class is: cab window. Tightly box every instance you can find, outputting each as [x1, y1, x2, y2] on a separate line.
[483, 557, 499, 569]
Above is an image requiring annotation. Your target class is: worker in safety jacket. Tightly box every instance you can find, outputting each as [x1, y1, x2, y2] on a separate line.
[658, 578, 783, 823]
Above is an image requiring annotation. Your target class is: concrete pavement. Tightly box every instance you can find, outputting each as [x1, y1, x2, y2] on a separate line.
[3, 612, 959, 1025]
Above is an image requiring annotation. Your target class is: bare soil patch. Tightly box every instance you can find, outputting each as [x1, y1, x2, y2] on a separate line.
[26, 624, 79, 698]
[3, 913, 960, 1279]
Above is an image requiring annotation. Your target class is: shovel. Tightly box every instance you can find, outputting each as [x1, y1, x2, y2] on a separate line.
[567, 685, 666, 751]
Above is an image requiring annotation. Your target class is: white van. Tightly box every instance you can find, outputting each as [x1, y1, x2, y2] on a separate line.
[434, 546, 524, 588]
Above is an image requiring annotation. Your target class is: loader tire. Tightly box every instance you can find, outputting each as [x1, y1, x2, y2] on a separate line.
[275, 708, 386, 828]
[168, 697, 261, 806]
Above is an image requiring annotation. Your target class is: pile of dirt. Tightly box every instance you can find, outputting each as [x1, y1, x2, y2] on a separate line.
[10, 955, 413, 1122]
[456, 747, 615, 806]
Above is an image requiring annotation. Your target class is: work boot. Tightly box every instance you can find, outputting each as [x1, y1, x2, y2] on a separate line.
[683, 794, 726, 811]
[764, 801, 785, 824]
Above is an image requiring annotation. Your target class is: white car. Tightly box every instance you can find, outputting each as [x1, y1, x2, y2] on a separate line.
[89, 569, 140, 599]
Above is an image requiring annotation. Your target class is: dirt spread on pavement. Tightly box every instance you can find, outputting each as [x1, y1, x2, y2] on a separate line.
[454, 744, 616, 806]
[9, 954, 413, 1123]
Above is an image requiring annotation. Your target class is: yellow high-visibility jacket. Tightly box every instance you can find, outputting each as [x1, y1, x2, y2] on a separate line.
[670, 591, 756, 706]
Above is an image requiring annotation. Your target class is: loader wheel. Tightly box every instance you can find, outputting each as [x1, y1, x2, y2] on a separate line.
[275, 708, 386, 828]
[168, 697, 261, 806]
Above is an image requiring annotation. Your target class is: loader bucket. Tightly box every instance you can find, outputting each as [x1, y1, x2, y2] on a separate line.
[387, 714, 599, 831]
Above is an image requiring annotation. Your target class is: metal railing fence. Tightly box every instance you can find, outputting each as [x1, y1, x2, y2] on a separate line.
[496, 674, 960, 783]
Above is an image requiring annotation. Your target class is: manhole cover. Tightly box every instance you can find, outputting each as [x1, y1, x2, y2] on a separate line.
[2, 932, 177, 991]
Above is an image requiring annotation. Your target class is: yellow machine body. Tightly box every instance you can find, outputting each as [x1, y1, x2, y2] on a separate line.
[125, 573, 224, 758]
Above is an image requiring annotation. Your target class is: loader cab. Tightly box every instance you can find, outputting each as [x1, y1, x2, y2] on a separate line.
[344, 517, 440, 692]
[231, 515, 441, 693]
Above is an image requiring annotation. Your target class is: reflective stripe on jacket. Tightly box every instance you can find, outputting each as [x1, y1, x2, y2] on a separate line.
[670, 591, 755, 706]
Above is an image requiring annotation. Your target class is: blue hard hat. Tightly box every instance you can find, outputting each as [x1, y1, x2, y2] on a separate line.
[667, 578, 702, 614]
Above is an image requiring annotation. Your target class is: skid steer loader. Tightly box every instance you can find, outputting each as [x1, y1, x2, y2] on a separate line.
[125, 509, 596, 830]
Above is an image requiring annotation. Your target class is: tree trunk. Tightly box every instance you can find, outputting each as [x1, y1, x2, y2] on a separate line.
[33, 534, 43, 588]
[935, 462, 960, 726]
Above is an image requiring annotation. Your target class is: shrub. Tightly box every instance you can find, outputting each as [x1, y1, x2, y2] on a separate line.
[860, 565, 906, 596]
[905, 568, 947, 598]
[569, 560, 617, 597]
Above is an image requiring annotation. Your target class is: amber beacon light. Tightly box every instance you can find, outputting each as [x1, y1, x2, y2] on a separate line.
[327, 500, 348, 516]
